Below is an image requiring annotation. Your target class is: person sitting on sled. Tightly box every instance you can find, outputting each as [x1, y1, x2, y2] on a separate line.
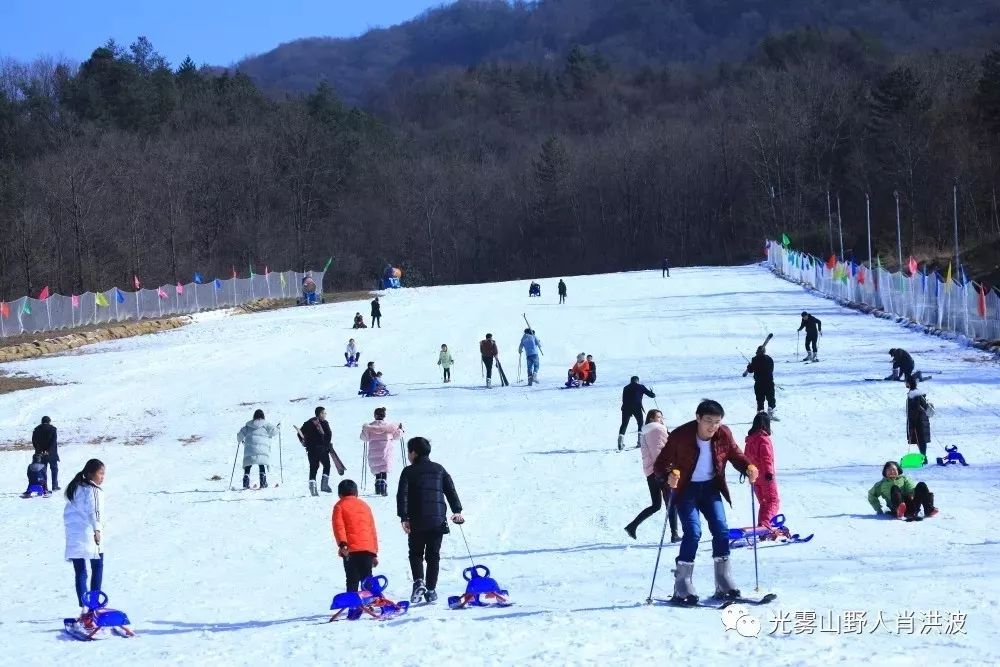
[567, 354, 589, 385]
[301, 274, 319, 305]
[353, 313, 367, 329]
[345, 339, 360, 366]
[23, 453, 50, 497]
[743, 412, 779, 527]
[369, 372, 390, 397]
[867, 460, 938, 519]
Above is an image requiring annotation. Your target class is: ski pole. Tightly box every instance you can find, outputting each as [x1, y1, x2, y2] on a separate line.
[361, 441, 368, 491]
[517, 352, 522, 382]
[277, 422, 284, 485]
[750, 483, 760, 592]
[457, 523, 477, 569]
[400, 440, 406, 467]
[645, 486, 674, 604]
[796, 330, 800, 359]
[228, 437, 241, 491]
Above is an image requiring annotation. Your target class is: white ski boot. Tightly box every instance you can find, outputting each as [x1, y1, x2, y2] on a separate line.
[713, 556, 741, 599]
[309, 480, 318, 497]
[671, 561, 698, 605]
[767, 407, 780, 422]
[617, 434, 625, 451]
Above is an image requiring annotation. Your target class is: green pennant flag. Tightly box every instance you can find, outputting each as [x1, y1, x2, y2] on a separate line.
[21, 300, 30, 315]
[781, 233, 791, 247]
[322, 256, 333, 272]
[249, 262, 254, 277]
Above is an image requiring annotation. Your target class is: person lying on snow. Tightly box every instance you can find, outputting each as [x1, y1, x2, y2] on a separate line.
[867, 461, 938, 519]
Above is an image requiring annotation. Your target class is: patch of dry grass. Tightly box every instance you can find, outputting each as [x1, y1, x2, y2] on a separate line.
[0, 372, 56, 396]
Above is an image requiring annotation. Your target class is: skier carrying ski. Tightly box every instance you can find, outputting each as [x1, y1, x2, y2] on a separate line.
[905, 377, 932, 465]
[63, 459, 106, 617]
[298, 407, 334, 496]
[518, 328, 543, 386]
[237, 409, 278, 489]
[22, 453, 50, 497]
[371, 296, 382, 328]
[345, 339, 360, 367]
[653, 399, 758, 604]
[32, 416, 59, 490]
[867, 461, 938, 519]
[361, 407, 404, 496]
[618, 376, 655, 450]
[480, 334, 498, 388]
[797, 311, 822, 362]
[396, 437, 464, 604]
[437, 344, 454, 383]
[360, 362, 377, 395]
[557, 279, 567, 304]
[625, 409, 678, 542]
[333, 479, 378, 592]
[742, 346, 777, 420]
[887, 348, 923, 382]
[743, 412, 779, 527]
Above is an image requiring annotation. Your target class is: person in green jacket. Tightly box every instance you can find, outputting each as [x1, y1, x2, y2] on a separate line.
[437, 344, 454, 383]
[867, 461, 938, 519]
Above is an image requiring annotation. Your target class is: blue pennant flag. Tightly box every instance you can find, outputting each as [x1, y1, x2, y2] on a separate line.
[194, 272, 204, 284]
[214, 278, 223, 290]
[115, 289, 125, 304]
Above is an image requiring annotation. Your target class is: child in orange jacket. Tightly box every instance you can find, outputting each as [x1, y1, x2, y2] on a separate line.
[332, 479, 379, 591]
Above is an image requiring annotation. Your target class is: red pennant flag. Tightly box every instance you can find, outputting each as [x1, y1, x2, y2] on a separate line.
[0, 302, 8, 318]
[71, 294, 79, 308]
[157, 287, 168, 299]
[133, 275, 141, 290]
[38, 285, 49, 301]
[907, 257, 918, 275]
[826, 255, 836, 270]
[858, 266, 866, 285]
[979, 284, 988, 318]
[176, 282, 184, 295]
[231, 266, 237, 279]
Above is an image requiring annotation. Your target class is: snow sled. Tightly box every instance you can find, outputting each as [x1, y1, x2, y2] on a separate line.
[63, 590, 135, 640]
[447, 565, 511, 609]
[899, 452, 926, 469]
[20, 484, 51, 498]
[936, 445, 968, 466]
[328, 575, 409, 621]
[727, 514, 813, 548]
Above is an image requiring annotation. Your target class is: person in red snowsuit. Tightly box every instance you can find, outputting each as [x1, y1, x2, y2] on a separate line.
[743, 412, 779, 527]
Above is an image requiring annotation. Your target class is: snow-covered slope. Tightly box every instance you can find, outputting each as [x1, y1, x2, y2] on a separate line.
[1, 266, 998, 666]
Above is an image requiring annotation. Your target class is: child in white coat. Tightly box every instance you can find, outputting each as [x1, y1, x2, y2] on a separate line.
[64, 459, 106, 614]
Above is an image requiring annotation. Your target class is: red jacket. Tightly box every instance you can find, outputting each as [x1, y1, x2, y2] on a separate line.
[332, 495, 378, 555]
[652, 420, 752, 506]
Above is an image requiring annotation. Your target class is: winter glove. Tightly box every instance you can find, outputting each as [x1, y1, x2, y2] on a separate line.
[765, 473, 773, 481]
[742, 371, 749, 378]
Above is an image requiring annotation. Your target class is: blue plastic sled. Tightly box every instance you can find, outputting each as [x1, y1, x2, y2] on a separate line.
[447, 565, 511, 609]
[727, 514, 813, 548]
[328, 575, 409, 621]
[63, 590, 134, 640]
[936, 445, 968, 466]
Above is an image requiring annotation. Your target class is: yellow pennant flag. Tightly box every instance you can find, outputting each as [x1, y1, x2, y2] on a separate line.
[945, 262, 952, 291]
[95, 293, 109, 307]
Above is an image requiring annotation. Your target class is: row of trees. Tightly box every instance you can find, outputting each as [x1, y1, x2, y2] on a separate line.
[1, 32, 999, 299]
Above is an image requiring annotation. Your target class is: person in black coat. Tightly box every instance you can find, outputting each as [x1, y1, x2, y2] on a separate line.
[32, 416, 59, 490]
[662, 258, 670, 278]
[360, 362, 377, 395]
[887, 348, 922, 382]
[371, 297, 382, 328]
[557, 279, 567, 304]
[296, 407, 333, 495]
[743, 346, 777, 419]
[797, 312, 822, 361]
[905, 378, 932, 464]
[618, 376, 655, 449]
[396, 437, 463, 603]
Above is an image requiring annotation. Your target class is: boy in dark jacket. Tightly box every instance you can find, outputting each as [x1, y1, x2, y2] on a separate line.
[396, 437, 464, 604]
[22, 454, 50, 497]
[584, 355, 597, 386]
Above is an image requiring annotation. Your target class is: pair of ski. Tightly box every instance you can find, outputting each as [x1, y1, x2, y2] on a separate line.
[864, 375, 936, 382]
[231, 484, 280, 491]
[649, 593, 777, 610]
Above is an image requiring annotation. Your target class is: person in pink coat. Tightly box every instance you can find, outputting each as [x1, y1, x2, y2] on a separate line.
[360, 407, 404, 497]
[744, 412, 779, 527]
[625, 409, 679, 542]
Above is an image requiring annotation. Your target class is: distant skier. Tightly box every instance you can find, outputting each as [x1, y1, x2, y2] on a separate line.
[360, 362, 377, 395]
[22, 453, 50, 498]
[332, 479, 378, 592]
[345, 339, 360, 367]
[371, 296, 382, 328]
[905, 377, 932, 465]
[662, 258, 670, 278]
[297, 406, 334, 496]
[584, 354, 596, 386]
[797, 312, 822, 362]
[360, 407, 404, 496]
[867, 461, 938, 519]
[480, 334, 498, 388]
[518, 328, 543, 386]
[32, 416, 59, 490]
[618, 376, 655, 450]
[653, 399, 758, 604]
[437, 344, 454, 383]
[557, 279, 567, 304]
[625, 409, 678, 542]
[743, 412, 779, 527]
[887, 348, 924, 382]
[63, 458, 106, 616]
[742, 346, 777, 421]
[236, 409, 278, 489]
[396, 437, 464, 604]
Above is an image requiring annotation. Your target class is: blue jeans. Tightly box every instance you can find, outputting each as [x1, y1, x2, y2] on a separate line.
[526, 355, 540, 376]
[72, 554, 104, 606]
[675, 481, 730, 562]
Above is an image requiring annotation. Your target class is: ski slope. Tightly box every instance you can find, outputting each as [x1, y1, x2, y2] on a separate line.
[2, 265, 998, 666]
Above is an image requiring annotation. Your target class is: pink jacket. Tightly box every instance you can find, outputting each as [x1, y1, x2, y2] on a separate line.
[743, 432, 775, 479]
[360, 420, 404, 474]
[639, 422, 669, 477]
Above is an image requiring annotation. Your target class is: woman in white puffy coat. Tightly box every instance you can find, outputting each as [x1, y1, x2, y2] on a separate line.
[360, 407, 404, 496]
[237, 409, 278, 489]
[64, 459, 106, 610]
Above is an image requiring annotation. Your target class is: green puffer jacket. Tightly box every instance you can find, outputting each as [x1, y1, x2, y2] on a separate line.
[437, 350, 454, 369]
[867, 475, 916, 512]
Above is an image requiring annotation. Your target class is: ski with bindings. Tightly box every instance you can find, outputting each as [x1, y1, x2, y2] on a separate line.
[495, 359, 510, 387]
[650, 593, 776, 609]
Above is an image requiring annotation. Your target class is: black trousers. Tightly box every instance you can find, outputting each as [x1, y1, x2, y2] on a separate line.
[482, 355, 494, 379]
[443, 367, 451, 382]
[805, 333, 818, 353]
[559, 294, 566, 304]
[754, 383, 776, 411]
[372, 315, 381, 328]
[619, 407, 643, 435]
[307, 448, 331, 480]
[343, 551, 376, 592]
[408, 531, 444, 589]
[243, 465, 266, 475]
[628, 474, 678, 534]
[890, 481, 934, 516]
[46, 459, 59, 488]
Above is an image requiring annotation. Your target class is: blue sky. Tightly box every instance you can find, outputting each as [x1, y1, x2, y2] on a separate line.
[0, 0, 446, 67]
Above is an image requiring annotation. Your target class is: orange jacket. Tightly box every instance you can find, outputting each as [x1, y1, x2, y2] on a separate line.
[572, 360, 589, 380]
[332, 496, 378, 555]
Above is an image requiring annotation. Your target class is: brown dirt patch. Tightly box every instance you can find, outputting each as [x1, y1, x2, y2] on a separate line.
[124, 432, 157, 447]
[0, 372, 56, 396]
[87, 435, 117, 445]
[289, 397, 308, 403]
[0, 438, 33, 452]
[0, 317, 190, 363]
[178, 434, 203, 446]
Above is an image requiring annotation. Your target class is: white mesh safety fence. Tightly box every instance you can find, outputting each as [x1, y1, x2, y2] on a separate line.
[766, 242, 999, 342]
[0, 271, 325, 338]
